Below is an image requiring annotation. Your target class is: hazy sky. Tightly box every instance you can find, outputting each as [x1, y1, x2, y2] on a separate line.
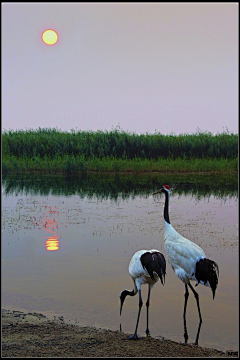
[2, 3, 238, 135]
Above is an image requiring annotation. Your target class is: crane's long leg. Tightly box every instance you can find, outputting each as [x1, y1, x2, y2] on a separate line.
[188, 283, 202, 345]
[183, 284, 189, 343]
[145, 286, 151, 337]
[188, 283, 202, 322]
[127, 289, 143, 340]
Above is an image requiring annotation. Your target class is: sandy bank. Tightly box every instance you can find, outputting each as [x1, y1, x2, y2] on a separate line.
[2, 309, 238, 357]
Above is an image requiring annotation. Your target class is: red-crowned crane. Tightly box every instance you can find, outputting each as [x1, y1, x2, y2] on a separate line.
[152, 185, 219, 345]
[120, 249, 166, 340]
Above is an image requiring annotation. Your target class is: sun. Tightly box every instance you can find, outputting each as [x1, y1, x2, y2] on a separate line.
[42, 29, 58, 45]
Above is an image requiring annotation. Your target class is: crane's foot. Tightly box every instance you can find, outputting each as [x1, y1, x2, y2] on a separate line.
[145, 329, 151, 337]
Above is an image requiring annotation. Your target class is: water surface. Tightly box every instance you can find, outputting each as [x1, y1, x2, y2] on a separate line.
[2, 174, 238, 351]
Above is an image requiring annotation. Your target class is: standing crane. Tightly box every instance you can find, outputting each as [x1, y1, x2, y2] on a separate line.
[120, 249, 166, 340]
[152, 185, 219, 345]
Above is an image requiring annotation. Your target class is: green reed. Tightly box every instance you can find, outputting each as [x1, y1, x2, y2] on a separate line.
[2, 127, 238, 159]
[2, 127, 238, 174]
[2, 154, 238, 175]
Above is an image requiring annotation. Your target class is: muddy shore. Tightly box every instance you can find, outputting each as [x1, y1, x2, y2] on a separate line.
[2, 309, 238, 357]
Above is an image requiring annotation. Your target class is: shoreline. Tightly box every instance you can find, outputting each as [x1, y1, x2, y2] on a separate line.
[2, 309, 238, 357]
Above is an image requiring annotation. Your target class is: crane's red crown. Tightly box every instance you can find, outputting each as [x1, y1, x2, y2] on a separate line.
[164, 185, 170, 190]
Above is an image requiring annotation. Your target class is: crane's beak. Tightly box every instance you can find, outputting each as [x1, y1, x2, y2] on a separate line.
[152, 188, 163, 195]
[119, 292, 125, 316]
[120, 300, 123, 316]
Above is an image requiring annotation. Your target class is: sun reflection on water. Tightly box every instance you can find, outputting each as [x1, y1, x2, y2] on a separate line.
[45, 235, 60, 251]
[41, 208, 61, 251]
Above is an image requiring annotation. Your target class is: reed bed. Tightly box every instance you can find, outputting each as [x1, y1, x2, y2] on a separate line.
[2, 128, 238, 174]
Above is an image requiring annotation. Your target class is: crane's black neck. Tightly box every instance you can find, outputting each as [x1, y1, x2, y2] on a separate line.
[163, 190, 170, 224]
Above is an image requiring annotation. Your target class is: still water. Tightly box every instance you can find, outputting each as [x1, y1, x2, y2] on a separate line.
[2, 174, 238, 351]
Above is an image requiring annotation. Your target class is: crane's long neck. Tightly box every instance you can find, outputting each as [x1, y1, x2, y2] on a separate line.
[164, 191, 170, 224]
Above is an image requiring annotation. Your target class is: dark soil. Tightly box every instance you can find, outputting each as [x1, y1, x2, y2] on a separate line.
[2, 309, 238, 357]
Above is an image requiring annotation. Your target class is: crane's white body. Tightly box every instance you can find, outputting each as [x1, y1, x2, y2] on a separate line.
[152, 184, 219, 345]
[120, 248, 166, 339]
[129, 249, 162, 292]
[164, 222, 207, 286]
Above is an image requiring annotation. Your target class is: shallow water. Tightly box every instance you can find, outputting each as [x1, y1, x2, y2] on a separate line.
[2, 174, 238, 351]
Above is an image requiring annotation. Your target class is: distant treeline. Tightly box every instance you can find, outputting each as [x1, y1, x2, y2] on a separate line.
[2, 127, 238, 160]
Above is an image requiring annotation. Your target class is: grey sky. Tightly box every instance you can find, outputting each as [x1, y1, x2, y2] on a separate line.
[2, 3, 238, 134]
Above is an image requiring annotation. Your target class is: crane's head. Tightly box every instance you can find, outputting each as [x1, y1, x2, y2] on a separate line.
[119, 289, 135, 315]
[119, 290, 128, 316]
[152, 184, 170, 196]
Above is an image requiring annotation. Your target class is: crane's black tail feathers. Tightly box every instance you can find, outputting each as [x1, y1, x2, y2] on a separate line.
[140, 251, 166, 285]
[195, 258, 219, 299]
